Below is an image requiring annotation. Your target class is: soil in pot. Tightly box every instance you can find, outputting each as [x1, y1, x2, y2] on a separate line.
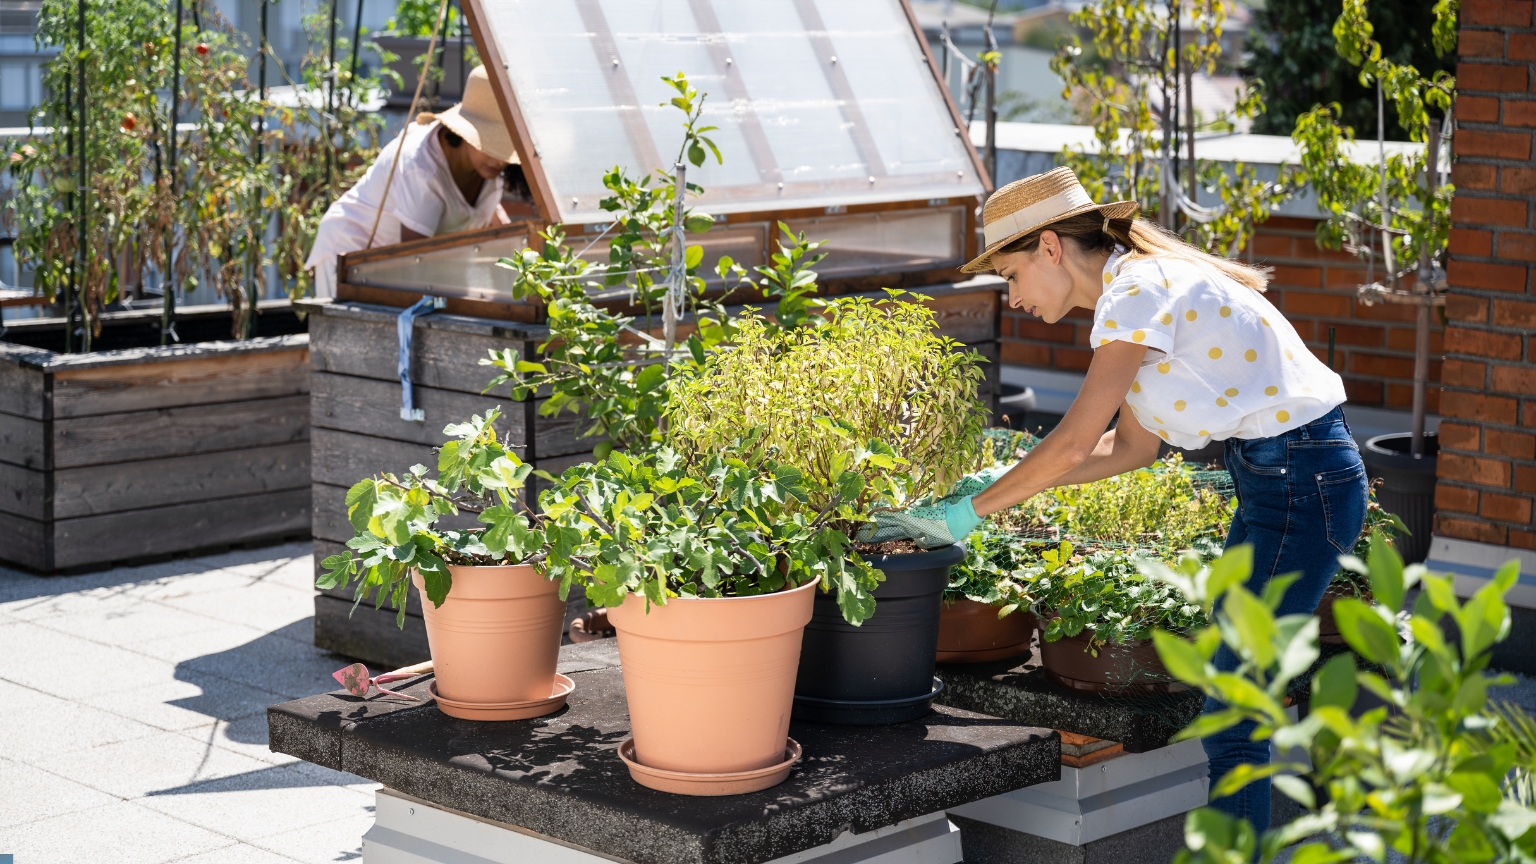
[413, 564, 568, 718]
[793, 543, 965, 724]
[1362, 432, 1437, 564]
[936, 599, 1035, 664]
[607, 578, 818, 794]
[1039, 629, 1189, 694]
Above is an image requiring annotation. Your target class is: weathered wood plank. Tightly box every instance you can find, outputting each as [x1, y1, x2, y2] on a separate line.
[51, 487, 311, 570]
[0, 460, 45, 520]
[313, 538, 427, 616]
[312, 481, 480, 546]
[52, 346, 309, 419]
[919, 288, 1000, 345]
[310, 311, 541, 395]
[314, 592, 432, 670]
[0, 510, 48, 570]
[0, 411, 46, 470]
[0, 345, 48, 419]
[52, 443, 310, 519]
[309, 428, 438, 489]
[53, 395, 309, 469]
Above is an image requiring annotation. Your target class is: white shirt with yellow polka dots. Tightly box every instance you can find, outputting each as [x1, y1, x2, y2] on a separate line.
[1090, 249, 1347, 450]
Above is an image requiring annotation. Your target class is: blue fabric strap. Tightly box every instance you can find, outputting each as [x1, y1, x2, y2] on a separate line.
[397, 296, 444, 422]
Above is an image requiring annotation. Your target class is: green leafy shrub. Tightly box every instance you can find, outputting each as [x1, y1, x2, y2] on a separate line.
[317, 409, 544, 626]
[1011, 453, 1232, 551]
[946, 525, 1035, 613]
[539, 438, 888, 624]
[1149, 534, 1536, 864]
[666, 294, 988, 533]
[1026, 542, 1210, 648]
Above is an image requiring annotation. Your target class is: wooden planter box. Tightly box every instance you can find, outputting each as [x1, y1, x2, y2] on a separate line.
[304, 278, 1002, 667]
[0, 308, 311, 572]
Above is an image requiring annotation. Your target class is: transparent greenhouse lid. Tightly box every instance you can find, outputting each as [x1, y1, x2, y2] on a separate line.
[472, 0, 986, 225]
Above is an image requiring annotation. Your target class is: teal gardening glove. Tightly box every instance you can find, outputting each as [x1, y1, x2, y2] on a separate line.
[858, 465, 1005, 549]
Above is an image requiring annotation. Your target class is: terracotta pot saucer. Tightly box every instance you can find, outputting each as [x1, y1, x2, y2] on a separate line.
[618, 737, 801, 796]
[428, 673, 574, 721]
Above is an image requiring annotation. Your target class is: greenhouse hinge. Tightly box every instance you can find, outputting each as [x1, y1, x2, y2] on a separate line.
[398, 295, 447, 422]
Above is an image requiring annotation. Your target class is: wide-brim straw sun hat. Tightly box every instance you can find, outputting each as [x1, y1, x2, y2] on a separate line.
[435, 65, 520, 165]
[962, 166, 1139, 273]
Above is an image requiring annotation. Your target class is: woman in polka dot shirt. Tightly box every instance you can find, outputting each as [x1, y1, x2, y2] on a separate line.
[896, 168, 1367, 834]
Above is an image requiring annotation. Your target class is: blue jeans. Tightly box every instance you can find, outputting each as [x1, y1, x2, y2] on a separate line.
[1203, 405, 1368, 833]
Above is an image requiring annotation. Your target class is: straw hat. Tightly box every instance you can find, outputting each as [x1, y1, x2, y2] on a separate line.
[435, 66, 519, 165]
[962, 167, 1139, 273]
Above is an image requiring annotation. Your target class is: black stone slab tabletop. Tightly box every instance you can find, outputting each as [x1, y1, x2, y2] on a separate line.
[268, 640, 1060, 864]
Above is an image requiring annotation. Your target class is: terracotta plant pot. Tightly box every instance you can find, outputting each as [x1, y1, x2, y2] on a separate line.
[608, 578, 818, 793]
[936, 599, 1035, 663]
[1039, 629, 1189, 694]
[412, 565, 568, 718]
[1316, 581, 1370, 645]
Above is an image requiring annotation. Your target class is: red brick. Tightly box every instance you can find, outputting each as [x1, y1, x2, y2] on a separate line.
[1252, 233, 1291, 258]
[1056, 347, 1093, 371]
[1269, 264, 1325, 288]
[1447, 294, 1489, 323]
[1343, 378, 1384, 405]
[1446, 326, 1523, 359]
[1508, 101, 1536, 127]
[1502, 167, 1536, 194]
[1488, 428, 1536, 458]
[1437, 514, 1509, 545]
[1437, 484, 1482, 513]
[1323, 267, 1373, 291]
[1517, 465, 1536, 493]
[1457, 129, 1533, 159]
[1464, 0, 1534, 25]
[1063, 306, 1094, 321]
[1451, 195, 1528, 226]
[1528, 402, 1536, 427]
[1498, 232, 1536, 261]
[1289, 318, 1316, 342]
[1513, 33, 1536, 60]
[1451, 227, 1496, 257]
[1439, 422, 1483, 451]
[1440, 452, 1513, 486]
[1350, 352, 1439, 379]
[1000, 340, 1049, 366]
[1327, 323, 1387, 347]
[1461, 30, 1507, 58]
[1440, 390, 1520, 424]
[1513, 530, 1536, 550]
[1448, 260, 1530, 291]
[1283, 292, 1352, 317]
[1443, 358, 1489, 387]
[1384, 384, 1443, 412]
[1482, 492, 1534, 523]
[1494, 298, 1536, 327]
[1454, 163, 1498, 190]
[1459, 62, 1531, 92]
[1493, 364, 1536, 394]
[1015, 318, 1076, 344]
[1385, 328, 1444, 354]
[1460, 94, 1503, 123]
[1354, 301, 1422, 323]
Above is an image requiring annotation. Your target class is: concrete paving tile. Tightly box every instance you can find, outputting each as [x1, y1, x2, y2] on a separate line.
[170, 843, 305, 864]
[162, 622, 346, 700]
[0, 619, 180, 699]
[0, 800, 232, 864]
[178, 716, 297, 768]
[29, 604, 231, 652]
[0, 679, 164, 761]
[30, 729, 278, 800]
[79, 671, 287, 733]
[0, 757, 120, 829]
[131, 620, 280, 664]
[136, 764, 378, 844]
[253, 810, 373, 863]
[157, 582, 319, 633]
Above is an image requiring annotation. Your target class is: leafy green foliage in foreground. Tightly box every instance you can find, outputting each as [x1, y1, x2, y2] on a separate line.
[1150, 534, 1536, 864]
[539, 440, 888, 626]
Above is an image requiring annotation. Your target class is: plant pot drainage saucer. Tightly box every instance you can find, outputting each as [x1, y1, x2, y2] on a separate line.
[617, 737, 801, 796]
[791, 677, 945, 725]
[1043, 670, 1189, 695]
[428, 674, 574, 721]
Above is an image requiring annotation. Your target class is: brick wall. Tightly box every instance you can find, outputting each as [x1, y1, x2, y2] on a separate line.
[1434, 0, 1536, 550]
[1000, 215, 1445, 412]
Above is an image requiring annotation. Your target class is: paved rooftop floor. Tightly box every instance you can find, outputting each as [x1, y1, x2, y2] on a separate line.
[1, 542, 379, 864]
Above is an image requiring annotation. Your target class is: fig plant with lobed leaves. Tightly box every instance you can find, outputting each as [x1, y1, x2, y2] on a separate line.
[1149, 533, 1536, 864]
[318, 409, 547, 626]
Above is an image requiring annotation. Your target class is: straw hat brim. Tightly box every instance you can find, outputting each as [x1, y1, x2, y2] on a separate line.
[437, 103, 520, 165]
[962, 199, 1140, 274]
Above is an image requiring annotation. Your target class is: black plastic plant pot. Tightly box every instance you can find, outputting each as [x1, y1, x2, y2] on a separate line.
[792, 543, 965, 725]
[1362, 432, 1438, 564]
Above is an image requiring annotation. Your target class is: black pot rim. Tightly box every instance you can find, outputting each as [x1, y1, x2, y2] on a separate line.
[860, 543, 966, 571]
[1364, 432, 1439, 469]
[791, 676, 944, 708]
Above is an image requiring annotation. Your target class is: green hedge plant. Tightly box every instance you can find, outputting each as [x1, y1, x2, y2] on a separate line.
[1025, 541, 1209, 650]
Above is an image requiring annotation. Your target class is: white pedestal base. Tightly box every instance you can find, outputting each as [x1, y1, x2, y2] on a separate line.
[948, 738, 1209, 846]
[363, 789, 963, 864]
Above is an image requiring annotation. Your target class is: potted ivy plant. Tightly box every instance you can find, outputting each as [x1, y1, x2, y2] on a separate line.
[539, 439, 884, 795]
[318, 409, 570, 721]
[666, 296, 989, 724]
[938, 523, 1037, 664]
